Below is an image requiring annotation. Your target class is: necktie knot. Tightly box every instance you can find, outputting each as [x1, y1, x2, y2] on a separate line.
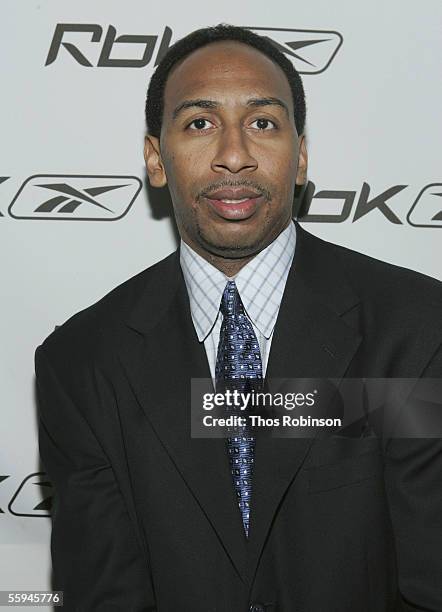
[220, 280, 243, 318]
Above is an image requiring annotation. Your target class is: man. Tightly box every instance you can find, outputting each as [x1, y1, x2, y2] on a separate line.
[35, 24, 442, 612]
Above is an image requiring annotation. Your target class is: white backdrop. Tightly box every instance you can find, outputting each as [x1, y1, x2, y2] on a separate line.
[1, 0, 441, 606]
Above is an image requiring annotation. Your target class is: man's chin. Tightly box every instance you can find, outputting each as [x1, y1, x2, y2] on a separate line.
[197, 231, 264, 260]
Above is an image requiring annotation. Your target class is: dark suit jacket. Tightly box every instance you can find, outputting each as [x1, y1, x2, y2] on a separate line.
[35, 220, 442, 612]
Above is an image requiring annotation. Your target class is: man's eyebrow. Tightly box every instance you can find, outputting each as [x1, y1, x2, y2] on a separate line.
[246, 97, 289, 116]
[171, 96, 290, 120]
[172, 99, 219, 120]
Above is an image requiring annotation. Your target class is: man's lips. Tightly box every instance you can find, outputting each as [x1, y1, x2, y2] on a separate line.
[205, 187, 262, 200]
[203, 188, 264, 221]
[204, 195, 263, 220]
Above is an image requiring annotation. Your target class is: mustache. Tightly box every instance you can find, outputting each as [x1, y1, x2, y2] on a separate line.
[196, 179, 272, 201]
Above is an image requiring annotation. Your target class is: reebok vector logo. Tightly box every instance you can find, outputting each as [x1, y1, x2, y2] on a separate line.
[9, 174, 142, 221]
[407, 183, 442, 228]
[8, 472, 53, 517]
[248, 27, 343, 74]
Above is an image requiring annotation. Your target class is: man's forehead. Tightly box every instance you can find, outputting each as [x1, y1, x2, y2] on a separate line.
[163, 41, 293, 111]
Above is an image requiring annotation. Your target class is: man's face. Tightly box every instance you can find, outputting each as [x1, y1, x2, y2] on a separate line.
[145, 41, 307, 260]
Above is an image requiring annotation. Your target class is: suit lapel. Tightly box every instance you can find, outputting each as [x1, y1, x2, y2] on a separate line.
[118, 250, 248, 583]
[245, 221, 363, 584]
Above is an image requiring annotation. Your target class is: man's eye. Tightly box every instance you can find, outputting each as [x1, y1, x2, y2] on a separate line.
[187, 118, 213, 130]
[250, 118, 277, 130]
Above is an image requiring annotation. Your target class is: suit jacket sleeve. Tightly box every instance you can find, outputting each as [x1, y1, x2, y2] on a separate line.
[35, 344, 157, 612]
[384, 343, 442, 612]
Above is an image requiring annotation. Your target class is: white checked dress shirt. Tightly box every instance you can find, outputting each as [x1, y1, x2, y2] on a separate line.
[180, 220, 297, 387]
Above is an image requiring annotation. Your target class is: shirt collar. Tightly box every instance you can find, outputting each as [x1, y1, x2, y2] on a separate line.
[180, 220, 296, 341]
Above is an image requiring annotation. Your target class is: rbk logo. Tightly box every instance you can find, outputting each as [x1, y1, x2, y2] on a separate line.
[45, 24, 343, 73]
[248, 27, 343, 74]
[45, 24, 173, 68]
[9, 174, 142, 221]
[296, 181, 407, 224]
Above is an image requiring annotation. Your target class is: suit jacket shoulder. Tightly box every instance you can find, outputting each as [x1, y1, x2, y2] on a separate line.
[36, 249, 179, 378]
[297, 227, 442, 339]
[332, 237, 441, 307]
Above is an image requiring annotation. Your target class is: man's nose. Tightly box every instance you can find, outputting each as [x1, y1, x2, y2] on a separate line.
[211, 126, 258, 174]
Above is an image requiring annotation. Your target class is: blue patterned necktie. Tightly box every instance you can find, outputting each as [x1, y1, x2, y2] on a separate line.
[215, 280, 263, 538]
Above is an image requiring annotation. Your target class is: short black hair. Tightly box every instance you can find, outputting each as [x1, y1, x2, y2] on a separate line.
[145, 24, 306, 138]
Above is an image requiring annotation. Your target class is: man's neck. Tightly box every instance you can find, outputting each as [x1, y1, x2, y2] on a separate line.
[198, 252, 256, 278]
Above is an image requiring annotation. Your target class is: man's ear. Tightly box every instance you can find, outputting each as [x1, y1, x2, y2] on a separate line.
[144, 134, 167, 187]
[295, 134, 308, 185]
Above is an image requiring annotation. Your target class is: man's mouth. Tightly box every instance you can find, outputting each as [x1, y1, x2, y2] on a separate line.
[203, 187, 264, 221]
